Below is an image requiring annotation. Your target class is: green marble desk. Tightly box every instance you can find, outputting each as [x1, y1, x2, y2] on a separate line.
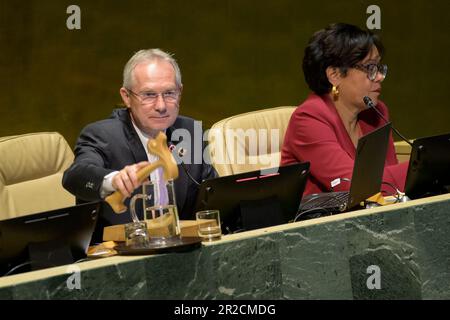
[1, 193, 449, 300]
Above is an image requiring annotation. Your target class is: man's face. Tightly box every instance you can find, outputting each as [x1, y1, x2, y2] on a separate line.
[120, 59, 181, 137]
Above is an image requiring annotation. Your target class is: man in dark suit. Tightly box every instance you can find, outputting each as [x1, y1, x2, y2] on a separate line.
[62, 49, 217, 243]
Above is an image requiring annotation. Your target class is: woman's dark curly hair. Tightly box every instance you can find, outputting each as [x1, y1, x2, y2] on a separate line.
[302, 23, 384, 95]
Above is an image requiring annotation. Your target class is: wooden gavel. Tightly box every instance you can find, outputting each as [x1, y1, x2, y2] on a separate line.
[105, 131, 179, 213]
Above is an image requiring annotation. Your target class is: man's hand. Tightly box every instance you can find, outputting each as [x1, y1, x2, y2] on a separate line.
[112, 161, 150, 197]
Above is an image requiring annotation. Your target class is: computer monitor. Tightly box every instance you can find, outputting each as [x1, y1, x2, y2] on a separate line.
[405, 132, 450, 199]
[347, 122, 392, 209]
[194, 162, 310, 233]
[298, 122, 391, 216]
[0, 201, 100, 276]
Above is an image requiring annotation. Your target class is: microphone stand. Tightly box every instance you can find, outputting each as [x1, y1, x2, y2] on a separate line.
[169, 144, 201, 186]
[363, 96, 414, 148]
[363, 96, 411, 202]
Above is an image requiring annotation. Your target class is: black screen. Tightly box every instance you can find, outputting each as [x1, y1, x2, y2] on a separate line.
[0, 201, 99, 276]
[405, 133, 450, 199]
[195, 162, 310, 233]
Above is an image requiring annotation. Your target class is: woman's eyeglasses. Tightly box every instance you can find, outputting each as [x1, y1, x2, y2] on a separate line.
[353, 63, 388, 81]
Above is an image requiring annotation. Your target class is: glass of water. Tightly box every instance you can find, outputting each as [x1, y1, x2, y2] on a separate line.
[196, 210, 222, 241]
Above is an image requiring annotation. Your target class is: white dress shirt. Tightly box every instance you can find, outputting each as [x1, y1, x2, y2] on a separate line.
[100, 121, 163, 198]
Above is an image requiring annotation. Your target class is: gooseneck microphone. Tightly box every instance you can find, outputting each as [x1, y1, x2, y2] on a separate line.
[363, 96, 414, 148]
[169, 143, 201, 186]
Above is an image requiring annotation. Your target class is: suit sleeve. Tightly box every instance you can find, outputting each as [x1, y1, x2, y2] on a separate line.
[286, 110, 355, 191]
[62, 124, 115, 201]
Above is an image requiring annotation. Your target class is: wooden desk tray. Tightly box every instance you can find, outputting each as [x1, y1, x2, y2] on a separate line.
[114, 236, 202, 255]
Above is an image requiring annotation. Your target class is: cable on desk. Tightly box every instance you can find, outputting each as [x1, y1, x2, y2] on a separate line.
[2, 261, 34, 277]
[294, 207, 331, 222]
[381, 181, 407, 203]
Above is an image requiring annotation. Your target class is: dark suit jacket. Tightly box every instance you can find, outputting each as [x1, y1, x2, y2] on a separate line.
[62, 108, 217, 243]
[281, 94, 408, 195]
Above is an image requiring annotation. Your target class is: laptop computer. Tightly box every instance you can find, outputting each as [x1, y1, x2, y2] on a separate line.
[298, 122, 392, 218]
[405, 132, 450, 199]
[0, 201, 100, 276]
[194, 162, 310, 233]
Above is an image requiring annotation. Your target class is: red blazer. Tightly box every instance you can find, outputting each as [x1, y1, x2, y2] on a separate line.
[281, 93, 408, 195]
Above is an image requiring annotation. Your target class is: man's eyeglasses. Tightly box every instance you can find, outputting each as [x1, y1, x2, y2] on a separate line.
[127, 89, 180, 105]
[353, 63, 388, 81]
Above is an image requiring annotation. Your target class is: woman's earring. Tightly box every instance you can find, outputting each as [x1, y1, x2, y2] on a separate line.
[332, 85, 339, 101]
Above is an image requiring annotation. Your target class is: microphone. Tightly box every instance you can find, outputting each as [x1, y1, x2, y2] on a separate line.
[363, 96, 413, 148]
[168, 143, 201, 186]
[363, 96, 412, 202]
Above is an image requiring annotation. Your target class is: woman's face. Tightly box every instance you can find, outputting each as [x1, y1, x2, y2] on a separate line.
[335, 46, 385, 111]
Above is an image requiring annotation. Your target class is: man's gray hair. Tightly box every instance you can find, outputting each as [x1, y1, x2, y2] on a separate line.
[122, 48, 182, 89]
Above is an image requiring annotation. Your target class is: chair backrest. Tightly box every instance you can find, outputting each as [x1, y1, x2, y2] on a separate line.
[394, 140, 413, 163]
[0, 132, 75, 220]
[207, 106, 296, 176]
